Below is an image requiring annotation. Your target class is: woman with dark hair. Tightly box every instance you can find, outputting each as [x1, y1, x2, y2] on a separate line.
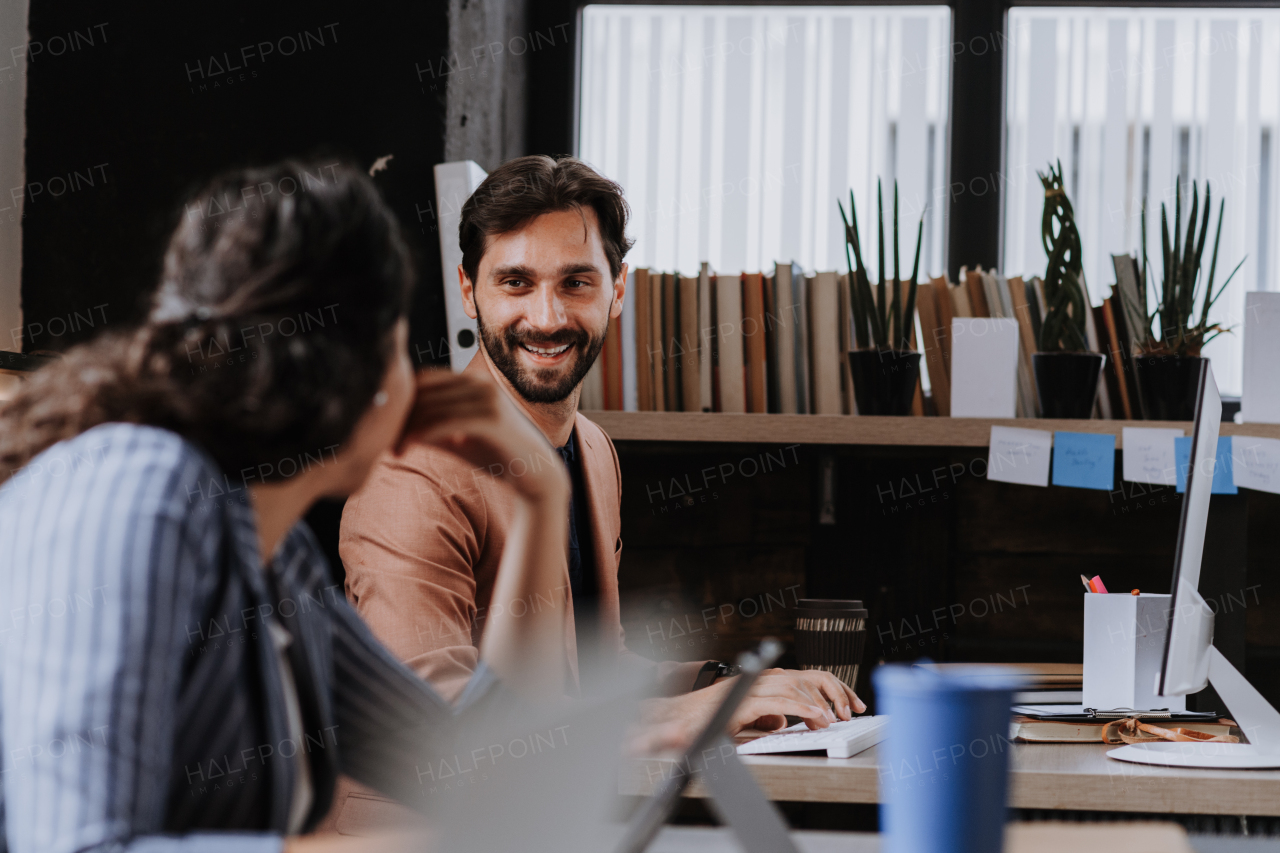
[0, 161, 571, 852]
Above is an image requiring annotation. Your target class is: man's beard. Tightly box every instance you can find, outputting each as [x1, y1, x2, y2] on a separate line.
[476, 309, 608, 404]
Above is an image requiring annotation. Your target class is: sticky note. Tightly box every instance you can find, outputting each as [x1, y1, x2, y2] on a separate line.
[1174, 436, 1236, 494]
[1242, 292, 1280, 423]
[1121, 427, 1184, 485]
[1230, 436, 1280, 494]
[986, 426, 1052, 486]
[949, 318, 1020, 418]
[1051, 431, 1116, 491]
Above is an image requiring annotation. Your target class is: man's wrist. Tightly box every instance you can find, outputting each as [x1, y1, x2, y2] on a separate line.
[692, 661, 741, 690]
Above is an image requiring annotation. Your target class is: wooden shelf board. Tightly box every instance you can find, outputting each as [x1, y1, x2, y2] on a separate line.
[583, 410, 1280, 448]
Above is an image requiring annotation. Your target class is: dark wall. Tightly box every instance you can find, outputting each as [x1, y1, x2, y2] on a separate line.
[21, 2, 451, 365]
[21, 2, 455, 575]
[617, 442, 1279, 712]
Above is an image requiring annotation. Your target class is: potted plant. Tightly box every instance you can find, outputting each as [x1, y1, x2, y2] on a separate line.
[1119, 179, 1243, 421]
[1032, 162, 1105, 419]
[838, 181, 924, 416]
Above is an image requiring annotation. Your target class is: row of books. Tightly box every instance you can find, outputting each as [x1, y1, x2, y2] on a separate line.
[919, 261, 1147, 420]
[582, 260, 1143, 418]
[917, 268, 1067, 419]
[582, 264, 901, 415]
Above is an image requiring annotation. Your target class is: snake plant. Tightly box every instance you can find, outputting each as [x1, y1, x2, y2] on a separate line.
[1120, 178, 1244, 357]
[838, 180, 925, 351]
[1037, 162, 1091, 353]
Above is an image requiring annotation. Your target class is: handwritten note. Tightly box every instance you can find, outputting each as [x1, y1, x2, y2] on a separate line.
[987, 426, 1052, 487]
[1230, 436, 1280, 494]
[1051, 431, 1115, 491]
[1121, 427, 1183, 485]
[1174, 436, 1236, 494]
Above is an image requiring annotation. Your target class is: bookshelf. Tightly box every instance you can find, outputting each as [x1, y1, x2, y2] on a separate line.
[585, 411, 1280, 448]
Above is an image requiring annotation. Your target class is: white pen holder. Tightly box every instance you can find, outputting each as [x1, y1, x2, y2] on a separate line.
[1082, 593, 1186, 712]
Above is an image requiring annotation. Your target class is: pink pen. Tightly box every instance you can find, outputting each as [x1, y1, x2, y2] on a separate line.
[1090, 575, 1108, 594]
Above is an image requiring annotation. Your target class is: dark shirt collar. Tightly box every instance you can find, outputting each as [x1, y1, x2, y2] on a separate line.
[556, 428, 577, 463]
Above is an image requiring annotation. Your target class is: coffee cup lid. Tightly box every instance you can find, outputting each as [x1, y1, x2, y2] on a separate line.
[797, 598, 868, 620]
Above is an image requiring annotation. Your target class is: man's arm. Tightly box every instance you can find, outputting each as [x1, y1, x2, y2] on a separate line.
[339, 447, 495, 703]
[586, 418, 709, 696]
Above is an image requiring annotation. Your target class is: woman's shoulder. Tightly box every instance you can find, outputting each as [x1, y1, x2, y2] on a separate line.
[3, 422, 227, 514]
[0, 423, 233, 595]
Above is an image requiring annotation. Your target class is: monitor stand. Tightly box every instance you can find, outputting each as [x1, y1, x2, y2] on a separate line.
[1108, 647, 1280, 769]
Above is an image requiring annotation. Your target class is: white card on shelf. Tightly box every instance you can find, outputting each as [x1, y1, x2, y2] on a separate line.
[950, 318, 1020, 418]
[1243, 292, 1280, 423]
[1121, 427, 1184, 486]
[1231, 436, 1280, 494]
[987, 426, 1052, 487]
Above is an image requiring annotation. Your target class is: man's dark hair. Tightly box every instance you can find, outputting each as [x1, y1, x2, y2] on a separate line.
[458, 155, 633, 284]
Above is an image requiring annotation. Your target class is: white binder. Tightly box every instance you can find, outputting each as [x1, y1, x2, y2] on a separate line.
[433, 161, 488, 371]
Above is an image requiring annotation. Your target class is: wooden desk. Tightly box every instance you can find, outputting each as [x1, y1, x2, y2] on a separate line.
[647, 824, 1201, 853]
[623, 743, 1280, 817]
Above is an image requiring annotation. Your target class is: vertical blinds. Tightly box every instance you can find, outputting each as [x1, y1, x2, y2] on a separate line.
[578, 5, 952, 281]
[1005, 8, 1280, 395]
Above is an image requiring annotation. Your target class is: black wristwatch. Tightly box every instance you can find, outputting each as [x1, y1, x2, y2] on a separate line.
[692, 660, 742, 690]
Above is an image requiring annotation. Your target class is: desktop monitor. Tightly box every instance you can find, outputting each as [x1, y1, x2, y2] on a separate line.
[1109, 361, 1280, 768]
[1157, 358, 1219, 697]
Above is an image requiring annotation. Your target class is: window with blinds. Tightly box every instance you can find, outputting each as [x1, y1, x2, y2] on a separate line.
[577, 4, 952, 281]
[1004, 7, 1280, 395]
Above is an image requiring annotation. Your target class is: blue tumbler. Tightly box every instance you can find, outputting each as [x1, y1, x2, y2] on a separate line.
[873, 665, 1020, 853]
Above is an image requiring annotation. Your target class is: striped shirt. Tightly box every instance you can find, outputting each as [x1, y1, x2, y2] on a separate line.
[0, 423, 501, 852]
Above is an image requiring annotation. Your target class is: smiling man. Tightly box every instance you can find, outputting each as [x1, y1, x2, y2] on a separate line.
[335, 154, 860, 710]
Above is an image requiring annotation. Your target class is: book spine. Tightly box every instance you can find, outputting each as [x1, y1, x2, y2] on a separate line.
[964, 268, 989, 317]
[715, 273, 746, 413]
[743, 273, 767, 413]
[1101, 296, 1133, 420]
[792, 265, 810, 414]
[916, 282, 948, 416]
[774, 263, 798, 415]
[663, 273, 678, 410]
[633, 269, 652, 411]
[604, 313, 624, 410]
[622, 269, 638, 411]
[763, 273, 781, 414]
[679, 276, 701, 413]
[698, 262, 714, 412]
[650, 272, 666, 411]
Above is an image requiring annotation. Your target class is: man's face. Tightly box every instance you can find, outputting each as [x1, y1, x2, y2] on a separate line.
[461, 206, 625, 404]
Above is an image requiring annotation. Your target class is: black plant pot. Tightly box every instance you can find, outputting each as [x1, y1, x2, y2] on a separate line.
[1133, 355, 1206, 421]
[847, 349, 921, 416]
[1032, 352, 1105, 419]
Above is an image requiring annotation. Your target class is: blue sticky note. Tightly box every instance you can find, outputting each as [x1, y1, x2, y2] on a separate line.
[1174, 436, 1237, 494]
[1051, 432, 1116, 490]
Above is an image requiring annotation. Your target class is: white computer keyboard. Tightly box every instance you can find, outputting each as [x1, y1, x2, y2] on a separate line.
[736, 715, 889, 759]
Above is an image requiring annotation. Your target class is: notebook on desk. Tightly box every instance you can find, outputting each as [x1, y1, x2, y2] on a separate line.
[915, 662, 1084, 704]
[1013, 704, 1221, 720]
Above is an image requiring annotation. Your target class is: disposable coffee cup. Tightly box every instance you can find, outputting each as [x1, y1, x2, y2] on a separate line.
[873, 665, 1021, 853]
[794, 599, 868, 689]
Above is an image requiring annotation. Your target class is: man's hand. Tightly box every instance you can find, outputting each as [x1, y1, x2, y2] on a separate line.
[735, 668, 866, 732]
[397, 368, 569, 505]
[628, 669, 866, 755]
